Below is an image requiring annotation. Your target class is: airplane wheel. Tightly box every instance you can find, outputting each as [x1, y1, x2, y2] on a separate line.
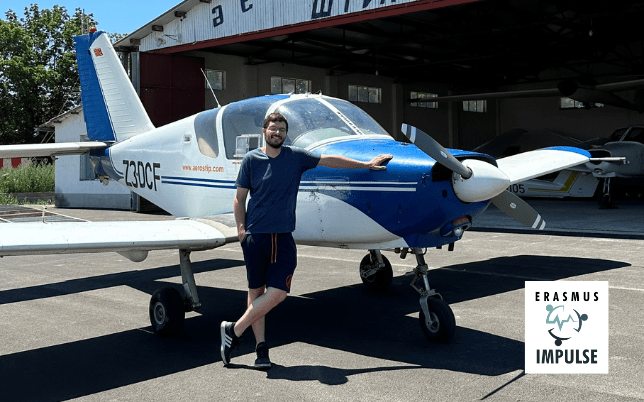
[149, 287, 185, 337]
[419, 298, 456, 343]
[359, 254, 393, 292]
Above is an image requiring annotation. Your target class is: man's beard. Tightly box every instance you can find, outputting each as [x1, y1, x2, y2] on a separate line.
[266, 135, 285, 149]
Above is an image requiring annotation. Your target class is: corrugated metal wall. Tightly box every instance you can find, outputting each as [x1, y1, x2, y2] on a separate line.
[141, 0, 426, 51]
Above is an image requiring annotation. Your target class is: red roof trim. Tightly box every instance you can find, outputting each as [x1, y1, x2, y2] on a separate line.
[151, 0, 480, 54]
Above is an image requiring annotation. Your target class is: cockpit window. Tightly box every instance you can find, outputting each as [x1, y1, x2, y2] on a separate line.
[276, 97, 389, 148]
[623, 127, 644, 144]
[220, 95, 390, 157]
[325, 98, 389, 136]
[194, 108, 220, 159]
[609, 128, 627, 142]
[222, 97, 279, 159]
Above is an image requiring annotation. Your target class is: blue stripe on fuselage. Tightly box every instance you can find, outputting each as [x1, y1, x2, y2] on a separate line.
[304, 138, 493, 247]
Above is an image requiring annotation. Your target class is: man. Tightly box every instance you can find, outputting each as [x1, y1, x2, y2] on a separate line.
[221, 112, 392, 369]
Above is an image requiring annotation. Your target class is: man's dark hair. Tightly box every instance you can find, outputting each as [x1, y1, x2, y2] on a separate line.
[263, 112, 288, 132]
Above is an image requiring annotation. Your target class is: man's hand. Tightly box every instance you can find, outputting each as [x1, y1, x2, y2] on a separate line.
[234, 187, 249, 243]
[367, 154, 393, 170]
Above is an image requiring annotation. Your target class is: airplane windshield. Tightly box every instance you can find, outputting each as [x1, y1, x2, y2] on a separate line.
[623, 127, 644, 143]
[276, 97, 389, 148]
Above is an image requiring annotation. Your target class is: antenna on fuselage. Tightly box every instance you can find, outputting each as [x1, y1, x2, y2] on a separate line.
[201, 68, 221, 108]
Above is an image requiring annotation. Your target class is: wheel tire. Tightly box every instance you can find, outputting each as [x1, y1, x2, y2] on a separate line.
[599, 193, 611, 209]
[149, 287, 185, 337]
[359, 254, 393, 292]
[419, 298, 456, 343]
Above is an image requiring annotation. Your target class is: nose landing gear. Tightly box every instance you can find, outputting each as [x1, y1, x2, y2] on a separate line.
[359, 247, 456, 342]
[407, 248, 456, 342]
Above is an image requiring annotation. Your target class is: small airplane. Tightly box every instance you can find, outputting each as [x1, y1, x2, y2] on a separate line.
[472, 129, 599, 199]
[0, 29, 592, 343]
[579, 126, 644, 208]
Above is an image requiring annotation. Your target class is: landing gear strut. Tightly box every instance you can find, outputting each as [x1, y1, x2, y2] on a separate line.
[407, 248, 456, 342]
[599, 178, 618, 209]
[149, 249, 201, 337]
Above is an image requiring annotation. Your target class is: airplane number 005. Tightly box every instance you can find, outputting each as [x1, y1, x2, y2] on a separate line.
[123, 160, 160, 191]
[508, 184, 525, 194]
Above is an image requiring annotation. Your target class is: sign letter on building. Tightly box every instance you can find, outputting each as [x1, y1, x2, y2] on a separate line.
[212, 5, 224, 28]
[312, 0, 333, 19]
[240, 0, 253, 12]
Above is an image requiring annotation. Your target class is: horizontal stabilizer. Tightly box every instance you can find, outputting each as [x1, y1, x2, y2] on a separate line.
[0, 219, 232, 257]
[496, 147, 590, 184]
[0, 142, 108, 159]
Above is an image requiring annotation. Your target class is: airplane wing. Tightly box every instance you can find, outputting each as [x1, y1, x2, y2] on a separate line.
[496, 147, 591, 184]
[0, 142, 108, 158]
[0, 218, 238, 259]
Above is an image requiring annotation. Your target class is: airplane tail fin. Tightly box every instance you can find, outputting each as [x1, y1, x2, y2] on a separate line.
[74, 30, 154, 142]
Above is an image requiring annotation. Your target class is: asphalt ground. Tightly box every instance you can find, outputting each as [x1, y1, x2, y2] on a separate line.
[0, 199, 643, 401]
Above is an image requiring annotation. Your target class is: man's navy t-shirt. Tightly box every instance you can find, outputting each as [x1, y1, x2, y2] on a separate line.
[236, 146, 321, 234]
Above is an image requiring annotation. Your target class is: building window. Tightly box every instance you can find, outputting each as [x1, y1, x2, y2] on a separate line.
[79, 135, 95, 181]
[560, 97, 604, 109]
[205, 69, 225, 90]
[348, 85, 381, 103]
[411, 92, 438, 108]
[271, 77, 311, 94]
[463, 100, 487, 113]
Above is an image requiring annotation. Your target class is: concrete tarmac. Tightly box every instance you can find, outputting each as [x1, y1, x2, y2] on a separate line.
[0, 200, 643, 401]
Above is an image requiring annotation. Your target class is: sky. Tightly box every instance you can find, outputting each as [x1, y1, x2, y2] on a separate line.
[3, 1, 181, 34]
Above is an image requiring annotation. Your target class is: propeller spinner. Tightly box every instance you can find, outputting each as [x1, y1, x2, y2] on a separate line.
[400, 124, 546, 230]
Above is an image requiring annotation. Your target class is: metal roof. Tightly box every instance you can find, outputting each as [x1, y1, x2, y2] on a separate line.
[115, 0, 644, 94]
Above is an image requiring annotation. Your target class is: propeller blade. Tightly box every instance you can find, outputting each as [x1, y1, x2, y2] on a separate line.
[401, 124, 472, 179]
[491, 190, 546, 230]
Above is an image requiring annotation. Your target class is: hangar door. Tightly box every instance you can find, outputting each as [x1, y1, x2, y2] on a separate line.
[139, 53, 205, 127]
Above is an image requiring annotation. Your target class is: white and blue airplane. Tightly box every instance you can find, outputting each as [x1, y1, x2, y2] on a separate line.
[0, 30, 592, 342]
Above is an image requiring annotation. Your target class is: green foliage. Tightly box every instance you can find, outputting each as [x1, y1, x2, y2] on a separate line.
[0, 162, 55, 193]
[0, 192, 18, 204]
[0, 5, 93, 145]
[0, 5, 127, 146]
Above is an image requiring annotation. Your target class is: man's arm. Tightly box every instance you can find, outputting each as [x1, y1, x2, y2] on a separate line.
[233, 187, 250, 242]
[318, 154, 392, 170]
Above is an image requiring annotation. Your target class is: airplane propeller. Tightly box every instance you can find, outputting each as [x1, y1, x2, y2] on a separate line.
[401, 124, 546, 230]
[401, 124, 472, 179]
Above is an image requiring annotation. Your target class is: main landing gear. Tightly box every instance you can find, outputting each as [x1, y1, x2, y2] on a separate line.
[598, 178, 618, 209]
[149, 249, 201, 337]
[359, 248, 456, 343]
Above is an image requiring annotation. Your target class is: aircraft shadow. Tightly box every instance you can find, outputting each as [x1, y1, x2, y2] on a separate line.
[0, 258, 244, 306]
[0, 254, 628, 399]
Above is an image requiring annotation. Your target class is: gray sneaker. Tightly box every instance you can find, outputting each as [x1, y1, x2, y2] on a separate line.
[254, 342, 271, 370]
[220, 321, 240, 366]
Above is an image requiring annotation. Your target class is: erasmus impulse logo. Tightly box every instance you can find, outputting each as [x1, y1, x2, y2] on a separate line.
[525, 281, 608, 374]
[545, 304, 588, 346]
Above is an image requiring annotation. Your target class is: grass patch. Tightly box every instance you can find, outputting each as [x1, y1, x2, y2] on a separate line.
[0, 163, 55, 204]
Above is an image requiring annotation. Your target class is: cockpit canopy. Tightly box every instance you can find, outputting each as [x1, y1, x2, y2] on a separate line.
[199, 94, 390, 159]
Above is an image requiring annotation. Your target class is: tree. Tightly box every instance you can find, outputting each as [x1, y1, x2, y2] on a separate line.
[0, 5, 125, 145]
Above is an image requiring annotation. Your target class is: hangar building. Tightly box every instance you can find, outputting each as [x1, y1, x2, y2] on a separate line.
[55, 0, 644, 209]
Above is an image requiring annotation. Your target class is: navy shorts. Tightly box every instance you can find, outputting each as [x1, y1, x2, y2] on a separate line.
[241, 233, 297, 293]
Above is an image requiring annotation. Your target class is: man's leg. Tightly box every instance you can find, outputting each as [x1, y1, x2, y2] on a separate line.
[233, 287, 287, 338]
[247, 286, 266, 345]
